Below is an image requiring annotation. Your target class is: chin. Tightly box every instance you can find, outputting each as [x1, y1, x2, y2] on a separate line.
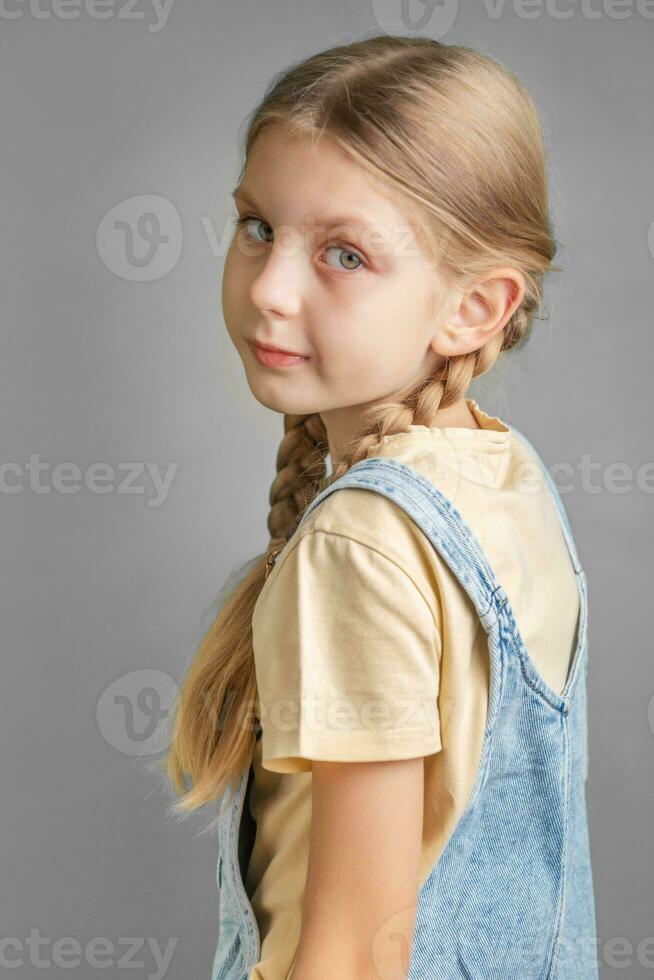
[244, 377, 315, 417]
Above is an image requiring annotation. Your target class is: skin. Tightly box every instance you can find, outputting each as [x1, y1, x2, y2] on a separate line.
[222, 124, 525, 977]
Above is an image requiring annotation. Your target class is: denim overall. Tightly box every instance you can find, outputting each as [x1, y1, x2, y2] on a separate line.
[211, 426, 598, 980]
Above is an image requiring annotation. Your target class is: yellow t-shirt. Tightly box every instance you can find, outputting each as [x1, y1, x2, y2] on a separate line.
[245, 398, 580, 980]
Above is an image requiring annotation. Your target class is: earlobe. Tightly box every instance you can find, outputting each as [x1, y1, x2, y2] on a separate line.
[428, 324, 461, 359]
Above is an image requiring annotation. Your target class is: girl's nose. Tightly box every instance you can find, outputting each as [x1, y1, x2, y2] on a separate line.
[249, 234, 306, 318]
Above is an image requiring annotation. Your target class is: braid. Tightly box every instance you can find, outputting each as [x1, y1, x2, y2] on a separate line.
[267, 413, 329, 548]
[502, 295, 541, 352]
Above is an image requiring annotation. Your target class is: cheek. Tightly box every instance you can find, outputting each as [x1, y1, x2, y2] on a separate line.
[221, 246, 246, 331]
[317, 290, 419, 366]
[313, 318, 407, 395]
[320, 328, 432, 408]
[310, 311, 371, 374]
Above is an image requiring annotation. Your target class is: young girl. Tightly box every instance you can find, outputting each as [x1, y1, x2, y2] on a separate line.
[163, 34, 598, 980]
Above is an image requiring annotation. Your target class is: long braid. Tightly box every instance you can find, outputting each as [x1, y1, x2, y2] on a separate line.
[267, 413, 329, 548]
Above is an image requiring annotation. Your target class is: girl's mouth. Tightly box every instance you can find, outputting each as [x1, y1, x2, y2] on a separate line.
[249, 341, 310, 368]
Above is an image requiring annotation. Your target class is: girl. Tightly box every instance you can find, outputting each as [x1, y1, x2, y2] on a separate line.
[163, 34, 598, 980]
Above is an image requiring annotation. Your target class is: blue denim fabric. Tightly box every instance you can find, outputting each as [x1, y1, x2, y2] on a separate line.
[211, 426, 598, 979]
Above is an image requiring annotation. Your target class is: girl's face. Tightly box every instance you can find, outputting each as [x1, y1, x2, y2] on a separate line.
[222, 125, 456, 444]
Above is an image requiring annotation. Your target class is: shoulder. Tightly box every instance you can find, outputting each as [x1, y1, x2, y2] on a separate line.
[255, 485, 441, 629]
[298, 483, 431, 563]
[297, 483, 430, 574]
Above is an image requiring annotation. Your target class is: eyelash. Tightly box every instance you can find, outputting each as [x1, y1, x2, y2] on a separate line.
[233, 215, 367, 272]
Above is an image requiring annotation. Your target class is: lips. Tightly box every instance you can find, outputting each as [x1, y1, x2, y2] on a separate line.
[252, 340, 307, 357]
[249, 340, 309, 368]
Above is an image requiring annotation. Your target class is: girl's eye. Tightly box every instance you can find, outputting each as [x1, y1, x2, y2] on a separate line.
[323, 245, 364, 272]
[235, 216, 273, 243]
[234, 216, 365, 272]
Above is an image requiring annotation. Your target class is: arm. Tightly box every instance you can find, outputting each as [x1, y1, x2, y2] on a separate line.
[289, 756, 424, 980]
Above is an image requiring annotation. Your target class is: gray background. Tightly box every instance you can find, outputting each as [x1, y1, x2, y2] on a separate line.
[2, 1, 653, 977]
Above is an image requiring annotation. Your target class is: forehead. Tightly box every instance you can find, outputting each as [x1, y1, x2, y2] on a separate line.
[235, 126, 416, 233]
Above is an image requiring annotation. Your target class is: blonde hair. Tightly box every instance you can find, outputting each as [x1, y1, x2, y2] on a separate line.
[159, 34, 558, 828]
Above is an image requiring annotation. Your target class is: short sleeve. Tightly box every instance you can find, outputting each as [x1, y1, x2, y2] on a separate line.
[252, 530, 442, 773]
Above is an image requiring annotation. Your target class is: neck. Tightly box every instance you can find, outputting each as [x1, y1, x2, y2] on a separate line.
[320, 396, 479, 469]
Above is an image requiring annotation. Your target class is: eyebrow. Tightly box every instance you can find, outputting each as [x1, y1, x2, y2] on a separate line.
[231, 185, 376, 230]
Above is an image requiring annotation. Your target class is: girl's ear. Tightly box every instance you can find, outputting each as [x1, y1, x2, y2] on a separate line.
[431, 267, 526, 357]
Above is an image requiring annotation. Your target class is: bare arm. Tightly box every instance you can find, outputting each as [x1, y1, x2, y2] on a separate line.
[289, 756, 424, 980]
